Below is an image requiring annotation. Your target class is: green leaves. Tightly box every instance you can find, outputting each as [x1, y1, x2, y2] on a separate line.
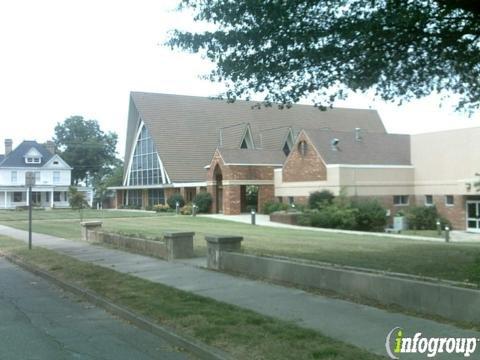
[169, 0, 480, 111]
[54, 116, 119, 185]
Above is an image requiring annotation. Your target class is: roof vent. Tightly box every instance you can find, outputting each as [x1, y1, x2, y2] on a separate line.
[355, 128, 362, 142]
[331, 138, 339, 151]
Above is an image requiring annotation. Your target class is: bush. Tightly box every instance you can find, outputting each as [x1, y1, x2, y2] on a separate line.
[193, 192, 212, 213]
[406, 206, 451, 230]
[351, 199, 387, 232]
[314, 204, 358, 230]
[153, 204, 171, 213]
[308, 190, 334, 210]
[167, 193, 185, 209]
[262, 201, 289, 214]
[180, 203, 192, 215]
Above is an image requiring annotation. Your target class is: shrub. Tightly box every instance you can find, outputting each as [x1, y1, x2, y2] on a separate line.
[308, 190, 334, 210]
[351, 199, 387, 232]
[167, 193, 185, 209]
[193, 192, 212, 213]
[315, 204, 358, 230]
[262, 201, 289, 214]
[153, 204, 171, 213]
[406, 206, 451, 230]
[180, 203, 192, 215]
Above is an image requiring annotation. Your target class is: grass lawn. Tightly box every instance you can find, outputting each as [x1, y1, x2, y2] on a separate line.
[0, 236, 381, 360]
[2, 209, 480, 283]
[0, 208, 157, 222]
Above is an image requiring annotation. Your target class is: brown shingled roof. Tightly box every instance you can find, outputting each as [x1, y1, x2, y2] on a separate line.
[126, 92, 388, 182]
[303, 129, 411, 165]
[217, 148, 285, 166]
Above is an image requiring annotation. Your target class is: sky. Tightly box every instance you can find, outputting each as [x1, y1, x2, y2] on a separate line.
[1, 0, 479, 160]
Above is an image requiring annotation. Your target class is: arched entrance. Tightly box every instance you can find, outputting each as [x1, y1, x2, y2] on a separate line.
[214, 165, 223, 213]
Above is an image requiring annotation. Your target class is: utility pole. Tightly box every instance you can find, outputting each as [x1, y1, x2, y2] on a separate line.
[25, 172, 35, 250]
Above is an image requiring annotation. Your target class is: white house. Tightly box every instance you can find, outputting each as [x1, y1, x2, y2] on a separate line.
[0, 139, 92, 209]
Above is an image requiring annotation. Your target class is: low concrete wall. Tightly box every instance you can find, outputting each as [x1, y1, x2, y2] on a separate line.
[269, 212, 298, 225]
[215, 252, 480, 324]
[91, 231, 194, 260]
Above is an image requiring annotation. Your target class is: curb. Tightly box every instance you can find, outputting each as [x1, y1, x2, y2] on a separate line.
[1, 252, 231, 360]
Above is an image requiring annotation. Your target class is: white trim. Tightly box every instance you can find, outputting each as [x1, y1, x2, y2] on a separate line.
[222, 180, 274, 185]
[123, 119, 171, 186]
[466, 200, 480, 233]
[223, 163, 283, 167]
[172, 182, 206, 188]
[124, 119, 143, 186]
[43, 154, 72, 170]
[326, 164, 414, 169]
[240, 124, 255, 149]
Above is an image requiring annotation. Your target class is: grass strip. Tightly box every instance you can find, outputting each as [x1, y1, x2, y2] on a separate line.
[0, 236, 381, 360]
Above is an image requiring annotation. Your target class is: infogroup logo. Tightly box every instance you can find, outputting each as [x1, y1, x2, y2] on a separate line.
[385, 327, 479, 359]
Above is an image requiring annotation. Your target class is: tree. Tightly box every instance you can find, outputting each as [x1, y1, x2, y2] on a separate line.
[169, 0, 480, 111]
[54, 116, 119, 185]
[92, 160, 124, 206]
[68, 186, 89, 221]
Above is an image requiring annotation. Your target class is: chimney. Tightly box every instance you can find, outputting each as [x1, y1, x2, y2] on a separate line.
[4, 139, 12, 156]
[355, 128, 362, 142]
[45, 140, 55, 154]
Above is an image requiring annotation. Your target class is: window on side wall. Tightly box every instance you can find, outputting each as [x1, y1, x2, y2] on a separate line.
[393, 195, 409, 206]
[11, 171, 17, 183]
[445, 195, 454, 206]
[425, 195, 433, 206]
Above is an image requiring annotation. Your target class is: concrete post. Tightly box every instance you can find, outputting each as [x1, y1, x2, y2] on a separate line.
[205, 235, 243, 270]
[163, 231, 195, 260]
[80, 221, 103, 242]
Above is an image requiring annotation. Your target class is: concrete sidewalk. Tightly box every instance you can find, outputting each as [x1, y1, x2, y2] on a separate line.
[1, 225, 479, 359]
[202, 213, 480, 243]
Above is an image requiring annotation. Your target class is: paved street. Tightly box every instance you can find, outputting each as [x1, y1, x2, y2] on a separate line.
[1, 225, 479, 359]
[0, 257, 191, 360]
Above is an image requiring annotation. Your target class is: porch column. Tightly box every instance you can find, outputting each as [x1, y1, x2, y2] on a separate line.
[4, 191, 7, 209]
[26, 188, 29, 206]
[50, 189, 54, 208]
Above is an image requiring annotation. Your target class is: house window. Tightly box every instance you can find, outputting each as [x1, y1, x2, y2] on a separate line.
[53, 161, 59, 165]
[128, 125, 164, 186]
[288, 196, 294, 205]
[54, 192, 61, 202]
[11, 171, 17, 183]
[445, 195, 454, 206]
[34, 171, 40, 182]
[13, 192, 23, 202]
[282, 142, 291, 156]
[53, 171, 60, 184]
[26, 157, 41, 164]
[425, 195, 433, 206]
[393, 195, 409, 206]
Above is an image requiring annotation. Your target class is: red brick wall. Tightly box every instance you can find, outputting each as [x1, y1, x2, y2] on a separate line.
[223, 185, 241, 215]
[206, 150, 277, 214]
[418, 195, 467, 230]
[283, 133, 327, 182]
[258, 185, 275, 213]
